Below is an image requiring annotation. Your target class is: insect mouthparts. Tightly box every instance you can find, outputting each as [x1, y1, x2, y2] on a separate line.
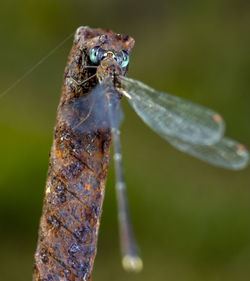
[103, 51, 116, 59]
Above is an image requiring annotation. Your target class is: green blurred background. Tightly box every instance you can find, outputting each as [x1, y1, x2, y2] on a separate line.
[0, 0, 250, 280]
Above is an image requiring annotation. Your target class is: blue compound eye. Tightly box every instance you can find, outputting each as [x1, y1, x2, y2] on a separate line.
[120, 51, 130, 68]
[89, 46, 102, 64]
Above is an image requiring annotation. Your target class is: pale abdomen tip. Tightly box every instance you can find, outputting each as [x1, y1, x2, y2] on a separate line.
[122, 255, 143, 273]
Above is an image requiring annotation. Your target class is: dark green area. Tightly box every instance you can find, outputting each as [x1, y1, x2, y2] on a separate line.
[0, 0, 250, 280]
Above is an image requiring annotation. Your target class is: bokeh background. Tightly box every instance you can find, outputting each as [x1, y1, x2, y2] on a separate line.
[0, 1, 250, 280]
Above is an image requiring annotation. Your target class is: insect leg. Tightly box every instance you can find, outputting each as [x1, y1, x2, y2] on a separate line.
[69, 73, 96, 86]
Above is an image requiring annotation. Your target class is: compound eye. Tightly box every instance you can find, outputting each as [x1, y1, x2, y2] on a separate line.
[89, 46, 102, 64]
[120, 51, 130, 68]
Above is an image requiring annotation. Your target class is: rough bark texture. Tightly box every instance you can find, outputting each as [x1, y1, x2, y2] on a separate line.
[33, 26, 134, 281]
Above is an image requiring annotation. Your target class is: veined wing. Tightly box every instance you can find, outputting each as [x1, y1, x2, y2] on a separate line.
[119, 76, 225, 145]
[60, 80, 121, 135]
[165, 134, 249, 170]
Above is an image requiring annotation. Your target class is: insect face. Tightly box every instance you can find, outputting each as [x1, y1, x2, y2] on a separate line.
[89, 46, 130, 68]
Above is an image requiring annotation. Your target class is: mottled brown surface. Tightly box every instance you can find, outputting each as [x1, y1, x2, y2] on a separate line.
[33, 27, 135, 281]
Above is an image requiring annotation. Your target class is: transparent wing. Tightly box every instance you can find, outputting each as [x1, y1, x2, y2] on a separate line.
[60, 81, 121, 136]
[60, 83, 109, 135]
[120, 76, 225, 145]
[166, 135, 249, 170]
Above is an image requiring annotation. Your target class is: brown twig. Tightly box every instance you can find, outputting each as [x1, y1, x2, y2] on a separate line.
[32, 27, 128, 281]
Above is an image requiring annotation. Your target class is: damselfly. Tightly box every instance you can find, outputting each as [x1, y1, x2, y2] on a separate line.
[33, 26, 249, 280]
